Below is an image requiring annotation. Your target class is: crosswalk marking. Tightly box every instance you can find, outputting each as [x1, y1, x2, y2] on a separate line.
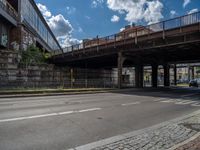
[175, 100, 195, 105]
[191, 103, 200, 107]
[155, 98, 200, 107]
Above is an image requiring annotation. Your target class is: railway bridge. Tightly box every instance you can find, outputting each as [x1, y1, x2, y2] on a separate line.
[52, 12, 200, 88]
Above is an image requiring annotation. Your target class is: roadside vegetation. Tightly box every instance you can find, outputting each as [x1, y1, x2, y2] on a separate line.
[19, 44, 50, 68]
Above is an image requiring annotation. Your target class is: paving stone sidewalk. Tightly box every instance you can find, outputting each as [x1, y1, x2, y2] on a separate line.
[72, 110, 200, 150]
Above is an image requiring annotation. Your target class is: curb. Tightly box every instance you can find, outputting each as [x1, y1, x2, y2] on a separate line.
[0, 90, 112, 98]
[70, 109, 200, 150]
[0, 88, 142, 99]
[0, 88, 136, 98]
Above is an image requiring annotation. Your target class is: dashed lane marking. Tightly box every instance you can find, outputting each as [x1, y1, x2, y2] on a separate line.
[0, 107, 102, 123]
[154, 98, 167, 102]
[121, 102, 140, 106]
[78, 108, 101, 112]
[160, 99, 175, 103]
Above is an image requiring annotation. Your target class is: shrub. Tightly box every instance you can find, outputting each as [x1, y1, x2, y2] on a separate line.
[20, 45, 46, 68]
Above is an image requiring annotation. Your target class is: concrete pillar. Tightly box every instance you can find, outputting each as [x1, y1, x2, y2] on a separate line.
[152, 64, 158, 88]
[118, 52, 123, 89]
[164, 64, 170, 87]
[135, 65, 143, 88]
[188, 65, 191, 81]
[70, 68, 74, 88]
[191, 66, 195, 80]
[85, 63, 88, 88]
[174, 64, 177, 86]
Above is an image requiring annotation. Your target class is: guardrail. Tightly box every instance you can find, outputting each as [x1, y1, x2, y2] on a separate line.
[0, 0, 18, 20]
[63, 11, 200, 54]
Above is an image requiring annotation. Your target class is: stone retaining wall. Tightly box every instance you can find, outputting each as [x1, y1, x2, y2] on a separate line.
[0, 50, 117, 89]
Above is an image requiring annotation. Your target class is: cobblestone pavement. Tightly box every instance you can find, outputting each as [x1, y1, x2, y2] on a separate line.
[74, 111, 200, 150]
[92, 124, 197, 150]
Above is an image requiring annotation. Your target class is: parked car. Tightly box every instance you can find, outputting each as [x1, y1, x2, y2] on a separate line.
[189, 78, 200, 87]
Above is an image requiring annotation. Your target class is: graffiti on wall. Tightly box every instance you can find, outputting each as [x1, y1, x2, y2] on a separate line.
[1, 34, 8, 47]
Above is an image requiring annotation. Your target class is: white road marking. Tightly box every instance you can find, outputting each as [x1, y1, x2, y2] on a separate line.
[57, 111, 75, 115]
[78, 108, 102, 113]
[174, 99, 183, 103]
[161, 99, 175, 103]
[154, 98, 167, 102]
[0, 108, 102, 123]
[181, 93, 199, 97]
[154, 97, 200, 107]
[191, 103, 200, 107]
[0, 113, 59, 123]
[121, 102, 140, 106]
[175, 100, 195, 105]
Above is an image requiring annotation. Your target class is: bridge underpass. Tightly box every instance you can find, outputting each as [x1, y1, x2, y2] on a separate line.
[51, 11, 200, 89]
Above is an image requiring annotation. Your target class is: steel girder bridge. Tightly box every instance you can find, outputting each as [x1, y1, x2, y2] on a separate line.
[51, 11, 200, 88]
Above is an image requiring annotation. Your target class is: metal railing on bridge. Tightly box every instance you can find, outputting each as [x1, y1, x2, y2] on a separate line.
[0, 0, 18, 20]
[62, 11, 200, 54]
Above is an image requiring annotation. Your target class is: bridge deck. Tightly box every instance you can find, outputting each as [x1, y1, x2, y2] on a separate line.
[52, 11, 200, 68]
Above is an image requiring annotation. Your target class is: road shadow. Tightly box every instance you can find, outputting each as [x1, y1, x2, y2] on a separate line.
[110, 87, 200, 101]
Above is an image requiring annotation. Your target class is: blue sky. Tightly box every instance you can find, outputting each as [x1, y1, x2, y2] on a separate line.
[35, 0, 200, 48]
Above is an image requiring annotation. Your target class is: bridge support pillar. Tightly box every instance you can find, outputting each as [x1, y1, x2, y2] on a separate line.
[152, 64, 158, 88]
[174, 64, 177, 86]
[164, 64, 170, 87]
[191, 66, 195, 80]
[117, 52, 125, 89]
[135, 65, 144, 88]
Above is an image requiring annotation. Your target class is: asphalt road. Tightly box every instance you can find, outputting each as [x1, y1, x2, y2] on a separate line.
[0, 88, 200, 150]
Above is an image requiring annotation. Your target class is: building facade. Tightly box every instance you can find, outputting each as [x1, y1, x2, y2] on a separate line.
[0, 0, 62, 53]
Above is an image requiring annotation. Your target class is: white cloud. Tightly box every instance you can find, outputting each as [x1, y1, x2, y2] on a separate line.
[47, 15, 73, 37]
[120, 27, 125, 32]
[183, 0, 191, 8]
[37, 3, 80, 48]
[107, 0, 163, 25]
[170, 10, 177, 18]
[37, 3, 51, 18]
[111, 15, 120, 22]
[66, 6, 76, 15]
[85, 15, 91, 20]
[57, 35, 81, 49]
[188, 8, 198, 14]
[91, 0, 104, 8]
